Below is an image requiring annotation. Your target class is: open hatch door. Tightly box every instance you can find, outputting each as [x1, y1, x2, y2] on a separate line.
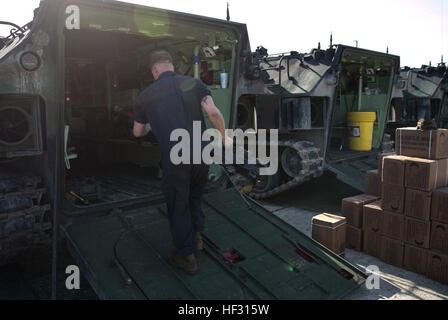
[441, 95, 448, 128]
[62, 188, 366, 300]
[325, 47, 398, 192]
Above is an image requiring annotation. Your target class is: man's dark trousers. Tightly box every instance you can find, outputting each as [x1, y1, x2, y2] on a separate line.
[162, 163, 209, 257]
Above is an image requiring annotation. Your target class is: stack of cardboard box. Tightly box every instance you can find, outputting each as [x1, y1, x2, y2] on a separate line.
[397, 128, 448, 284]
[429, 188, 448, 284]
[342, 194, 379, 252]
[342, 128, 448, 284]
[342, 152, 393, 252]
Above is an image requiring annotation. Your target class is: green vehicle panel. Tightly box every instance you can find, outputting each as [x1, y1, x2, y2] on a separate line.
[64, 188, 365, 300]
[441, 92, 448, 128]
[0, 0, 366, 299]
[387, 64, 448, 137]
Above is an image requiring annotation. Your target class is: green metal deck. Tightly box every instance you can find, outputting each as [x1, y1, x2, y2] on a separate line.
[327, 151, 379, 192]
[62, 188, 366, 300]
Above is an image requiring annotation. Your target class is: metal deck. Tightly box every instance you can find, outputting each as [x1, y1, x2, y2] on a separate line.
[62, 188, 366, 300]
[327, 152, 379, 192]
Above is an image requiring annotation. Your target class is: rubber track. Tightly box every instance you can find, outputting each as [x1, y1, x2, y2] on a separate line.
[232, 140, 324, 200]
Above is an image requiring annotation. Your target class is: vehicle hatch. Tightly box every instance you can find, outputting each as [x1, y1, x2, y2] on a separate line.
[62, 188, 366, 300]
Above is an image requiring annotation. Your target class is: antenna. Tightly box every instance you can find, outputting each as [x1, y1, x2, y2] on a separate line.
[330, 32, 333, 47]
[318, 42, 321, 50]
[387, 45, 389, 54]
[442, 0, 445, 63]
[354, 40, 358, 48]
[226, 1, 230, 21]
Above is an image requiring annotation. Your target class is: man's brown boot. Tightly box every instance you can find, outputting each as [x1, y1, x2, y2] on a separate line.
[196, 232, 204, 251]
[169, 251, 198, 275]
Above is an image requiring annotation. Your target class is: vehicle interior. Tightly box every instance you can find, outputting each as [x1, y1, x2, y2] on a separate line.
[441, 95, 448, 128]
[63, 10, 237, 213]
[389, 97, 441, 123]
[327, 49, 396, 162]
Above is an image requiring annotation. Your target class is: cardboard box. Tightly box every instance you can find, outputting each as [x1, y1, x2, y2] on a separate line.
[405, 217, 431, 249]
[404, 245, 429, 275]
[396, 127, 448, 160]
[378, 152, 396, 178]
[363, 201, 383, 234]
[363, 230, 382, 258]
[405, 188, 432, 220]
[342, 194, 380, 228]
[431, 188, 448, 223]
[312, 213, 346, 255]
[346, 225, 363, 251]
[382, 211, 405, 241]
[427, 250, 448, 285]
[365, 170, 381, 197]
[430, 221, 448, 253]
[381, 236, 404, 268]
[405, 158, 448, 192]
[382, 155, 407, 186]
[382, 183, 405, 214]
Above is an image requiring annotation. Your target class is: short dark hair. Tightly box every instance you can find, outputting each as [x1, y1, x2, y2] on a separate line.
[150, 50, 173, 68]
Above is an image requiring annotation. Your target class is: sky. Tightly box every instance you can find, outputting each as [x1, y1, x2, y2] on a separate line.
[1, 0, 447, 67]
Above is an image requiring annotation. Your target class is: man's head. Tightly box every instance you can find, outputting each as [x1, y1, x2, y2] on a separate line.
[150, 50, 174, 80]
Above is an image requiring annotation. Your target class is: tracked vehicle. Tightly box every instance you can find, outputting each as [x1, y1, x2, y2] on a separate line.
[386, 63, 448, 140]
[0, 0, 366, 299]
[235, 45, 400, 198]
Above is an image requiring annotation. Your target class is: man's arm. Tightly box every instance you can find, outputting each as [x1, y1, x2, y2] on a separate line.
[201, 95, 233, 148]
[133, 96, 151, 137]
[133, 122, 152, 138]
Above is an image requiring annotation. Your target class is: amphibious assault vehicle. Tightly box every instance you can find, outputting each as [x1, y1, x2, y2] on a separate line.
[0, 0, 366, 299]
[234, 44, 400, 198]
[386, 63, 448, 140]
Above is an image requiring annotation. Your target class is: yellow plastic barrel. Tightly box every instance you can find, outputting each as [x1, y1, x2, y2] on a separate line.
[346, 112, 376, 151]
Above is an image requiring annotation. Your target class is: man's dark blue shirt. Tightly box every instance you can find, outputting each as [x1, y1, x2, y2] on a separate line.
[134, 71, 211, 167]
